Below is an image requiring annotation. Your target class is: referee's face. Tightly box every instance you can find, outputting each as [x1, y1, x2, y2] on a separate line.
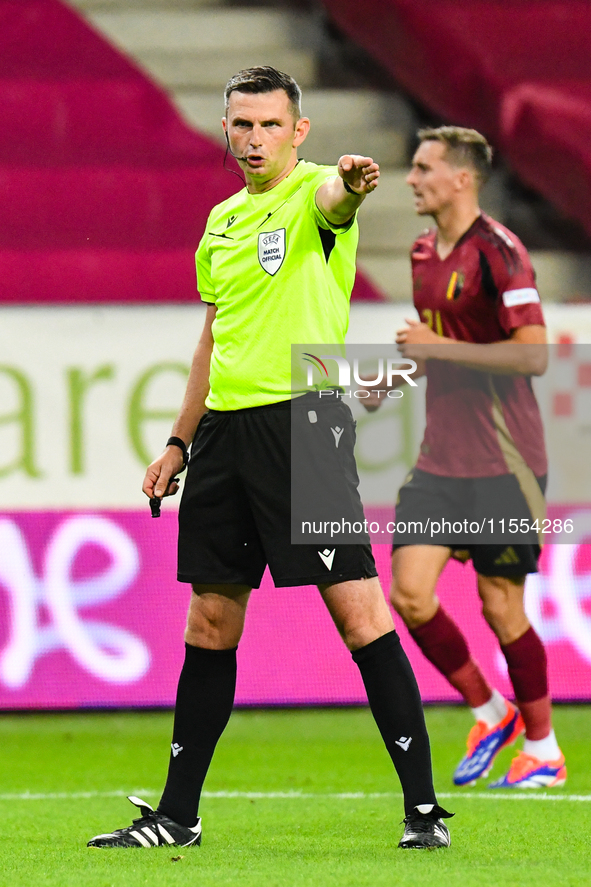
[223, 89, 310, 193]
[407, 140, 464, 218]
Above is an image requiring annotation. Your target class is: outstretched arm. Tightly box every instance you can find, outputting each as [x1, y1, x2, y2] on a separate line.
[142, 303, 216, 500]
[316, 154, 380, 226]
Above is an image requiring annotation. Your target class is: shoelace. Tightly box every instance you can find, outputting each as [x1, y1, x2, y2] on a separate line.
[402, 813, 436, 832]
[130, 811, 161, 829]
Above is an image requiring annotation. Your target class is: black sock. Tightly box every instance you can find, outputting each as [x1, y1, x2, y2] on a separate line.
[157, 643, 237, 827]
[352, 630, 437, 815]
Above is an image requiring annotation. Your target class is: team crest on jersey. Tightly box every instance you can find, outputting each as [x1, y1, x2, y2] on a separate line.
[258, 228, 286, 276]
[446, 270, 465, 300]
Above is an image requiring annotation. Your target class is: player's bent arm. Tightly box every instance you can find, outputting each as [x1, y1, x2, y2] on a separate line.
[432, 325, 547, 376]
[398, 322, 547, 376]
[142, 303, 216, 499]
[316, 155, 379, 225]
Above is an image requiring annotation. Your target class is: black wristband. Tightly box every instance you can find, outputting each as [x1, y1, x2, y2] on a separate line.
[343, 180, 362, 196]
[166, 436, 189, 471]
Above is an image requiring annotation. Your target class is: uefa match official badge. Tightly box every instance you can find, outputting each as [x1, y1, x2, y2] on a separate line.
[258, 228, 286, 275]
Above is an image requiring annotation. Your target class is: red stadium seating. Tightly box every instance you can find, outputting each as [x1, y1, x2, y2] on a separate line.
[0, 0, 384, 303]
[322, 0, 591, 240]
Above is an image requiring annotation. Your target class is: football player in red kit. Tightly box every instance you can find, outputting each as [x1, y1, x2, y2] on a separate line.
[380, 127, 565, 789]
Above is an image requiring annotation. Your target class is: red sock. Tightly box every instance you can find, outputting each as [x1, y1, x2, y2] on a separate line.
[516, 697, 552, 741]
[410, 606, 492, 707]
[448, 659, 494, 708]
[501, 626, 551, 740]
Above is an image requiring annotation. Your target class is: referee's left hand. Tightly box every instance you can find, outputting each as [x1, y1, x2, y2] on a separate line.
[338, 155, 380, 194]
[142, 448, 184, 500]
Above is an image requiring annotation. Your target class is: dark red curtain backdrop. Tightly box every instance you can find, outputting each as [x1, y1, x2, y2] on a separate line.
[323, 0, 591, 240]
[0, 0, 384, 303]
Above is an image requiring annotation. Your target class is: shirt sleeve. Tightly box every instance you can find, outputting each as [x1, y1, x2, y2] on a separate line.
[195, 229, 216, 304]
[308, 167, 356, 234]
[487, 234, 545, 334]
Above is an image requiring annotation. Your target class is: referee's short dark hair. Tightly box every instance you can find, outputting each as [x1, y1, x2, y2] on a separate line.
[417, 125, 493, 185]
[224, 66, 302, 119]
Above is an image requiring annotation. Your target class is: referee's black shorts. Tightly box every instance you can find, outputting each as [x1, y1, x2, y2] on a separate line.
[177, 393, 377, 588]
[392, 467, 546, 577]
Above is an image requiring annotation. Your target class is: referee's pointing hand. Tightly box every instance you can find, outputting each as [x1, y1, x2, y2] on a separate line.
[338, 155, 380, 194]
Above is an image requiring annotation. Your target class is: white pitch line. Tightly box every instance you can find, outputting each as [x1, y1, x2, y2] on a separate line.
[438, 791, 591, 802]
[1, 789, 590, 803]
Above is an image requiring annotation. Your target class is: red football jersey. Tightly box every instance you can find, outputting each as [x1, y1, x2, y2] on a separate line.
[411, 213, 547, 478]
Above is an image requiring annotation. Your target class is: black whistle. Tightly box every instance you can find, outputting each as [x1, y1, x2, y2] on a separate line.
[150, 496, 162, 518]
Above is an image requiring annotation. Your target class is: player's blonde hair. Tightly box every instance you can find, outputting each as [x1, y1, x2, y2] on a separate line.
[417, 126, 493, 185]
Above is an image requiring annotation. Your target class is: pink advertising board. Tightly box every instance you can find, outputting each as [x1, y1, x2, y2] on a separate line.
[1, 508, 590, 710]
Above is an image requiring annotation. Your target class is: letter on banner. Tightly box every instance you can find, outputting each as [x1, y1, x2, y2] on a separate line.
[0, 516, 149, 688]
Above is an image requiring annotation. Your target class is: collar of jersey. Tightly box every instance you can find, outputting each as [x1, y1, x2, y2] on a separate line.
[244, 159, 308, 199]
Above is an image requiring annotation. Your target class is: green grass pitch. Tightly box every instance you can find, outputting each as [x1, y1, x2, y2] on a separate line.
[1, 706, 590, 887]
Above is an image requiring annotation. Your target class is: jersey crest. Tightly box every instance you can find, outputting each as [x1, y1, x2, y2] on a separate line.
[258, 228, 286, 276]
[446, 270, 465, 300]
